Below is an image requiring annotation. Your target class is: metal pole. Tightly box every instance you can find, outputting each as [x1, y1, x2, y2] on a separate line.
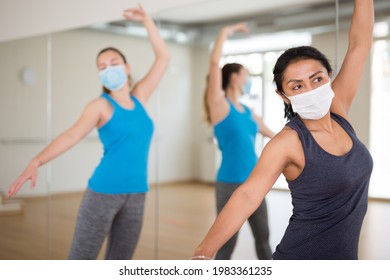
[335, 0, 340, 75]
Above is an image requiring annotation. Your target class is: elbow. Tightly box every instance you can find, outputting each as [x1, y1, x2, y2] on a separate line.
[210, 60, 219, 68]
[236, 185, 263, 212]
[163, 52, 171, 63]
[63, 130, 82, 147]
[158, 48, 170, 63]
[349, 40, 372, 57]
[158, 52, 171, 69]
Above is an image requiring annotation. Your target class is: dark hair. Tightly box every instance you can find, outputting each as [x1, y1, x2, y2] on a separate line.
[222, 63, 244, 91]
[203, 75, 212, 124]
[273, 46, 333, 121]
[96, 47, 134, 94]
[203, 63, 244, 125]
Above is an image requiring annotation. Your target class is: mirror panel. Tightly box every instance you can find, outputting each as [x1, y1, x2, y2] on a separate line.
[153, 0, 390, 260]
[0, 35, 51, 259]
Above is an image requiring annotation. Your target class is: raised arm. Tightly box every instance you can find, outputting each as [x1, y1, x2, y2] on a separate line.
[8, 100, 102, 197]
[193, 131, 289, 259]
[207, 23, 249, 125]
[124, 5, 170, 105]
[331, 0, 374, 118]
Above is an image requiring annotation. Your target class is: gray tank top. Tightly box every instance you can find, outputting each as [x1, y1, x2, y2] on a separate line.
[272, 113, 373, 260]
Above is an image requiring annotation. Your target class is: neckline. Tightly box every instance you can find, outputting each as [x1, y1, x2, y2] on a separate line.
[227, 99, 246, 114]
[104, 93, 136, 111]
[297, 113, 354, 158]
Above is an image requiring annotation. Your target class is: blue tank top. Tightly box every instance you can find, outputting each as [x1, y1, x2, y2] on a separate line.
[214, 100, 259, 183]
[272, 113, 373, 260]
[88, 93, 154, 194]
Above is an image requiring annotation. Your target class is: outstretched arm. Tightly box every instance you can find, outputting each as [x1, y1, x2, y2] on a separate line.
[124, 5, 170, 105]
[331, 0, 374, 118]
[8, 100, 101, 197]
[253, 114, 276, 139]
[192, 131, 289, 259]
[207, 23, 249, 125]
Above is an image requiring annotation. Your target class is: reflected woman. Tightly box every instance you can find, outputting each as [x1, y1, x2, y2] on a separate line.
[8, 5, 170, 259]
[203, 23, 275, 260]
[194, 0, 374, 260]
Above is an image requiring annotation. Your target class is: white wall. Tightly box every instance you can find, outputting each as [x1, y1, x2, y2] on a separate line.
[0, 35, 51, 196]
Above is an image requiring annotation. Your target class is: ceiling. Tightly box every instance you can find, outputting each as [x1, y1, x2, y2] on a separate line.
[91, 0, 390, 46]
[1, 0, 390, 44]
[156, 0, 332, 25]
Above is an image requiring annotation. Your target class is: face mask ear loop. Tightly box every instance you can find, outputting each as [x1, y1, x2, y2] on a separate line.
[280, 91, 290, 103]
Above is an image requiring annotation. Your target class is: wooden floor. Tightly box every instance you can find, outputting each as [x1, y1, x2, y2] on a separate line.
[0, 182, 389, 260]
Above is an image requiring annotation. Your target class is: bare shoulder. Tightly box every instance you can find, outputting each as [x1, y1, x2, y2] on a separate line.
[89, 96, 111, 110]
[263, 125, 301, 160]
[269, 126, 299, 146]
[78, 97, 111, 118]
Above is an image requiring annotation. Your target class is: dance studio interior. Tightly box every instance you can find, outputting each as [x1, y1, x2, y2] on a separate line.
[1, 0, 390, 260]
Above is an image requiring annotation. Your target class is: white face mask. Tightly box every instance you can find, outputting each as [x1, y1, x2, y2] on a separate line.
[285, 81, 334, 120]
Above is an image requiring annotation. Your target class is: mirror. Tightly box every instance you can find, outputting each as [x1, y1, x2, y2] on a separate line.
[0, 26, 160, 259]
[0, 34, 51, 259]
[152, 0, 341, 260]
[153, 0, 390, 260]
[1, 0, 390, 261]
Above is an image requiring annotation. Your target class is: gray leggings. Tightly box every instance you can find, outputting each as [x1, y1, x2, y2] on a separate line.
[215, 182, 272, 260]
[68, 188, 145, 260]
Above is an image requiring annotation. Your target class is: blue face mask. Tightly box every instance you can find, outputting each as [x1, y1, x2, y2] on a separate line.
[242, 77, 252, 94]
[99, 65, 128, 92]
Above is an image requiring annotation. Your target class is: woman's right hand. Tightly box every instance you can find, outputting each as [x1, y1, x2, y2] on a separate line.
[123, 4, 150, 23]
[221, 22, 249, 37]
[8, 158, 40, 197]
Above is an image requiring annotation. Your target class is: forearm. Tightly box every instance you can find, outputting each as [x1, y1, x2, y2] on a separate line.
[195, 186, 261, 258]
[349, 0, 374, 52]
[210, 28, 229, 65]
[33, 131, 80, 167]
[143, 16, 170, 60]
[261, 126, 276, 139]
[257, 117, 276, 139]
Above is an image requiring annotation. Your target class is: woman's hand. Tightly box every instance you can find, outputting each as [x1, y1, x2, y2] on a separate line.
[125, 4, 170, 105]
[222, 22, 250, 37]
[190, 255, 212, 260]
[8, 158, 40, 197]
[123, 4, 150, 23]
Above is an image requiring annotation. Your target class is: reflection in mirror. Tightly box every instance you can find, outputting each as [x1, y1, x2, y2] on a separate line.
[150, 0, 390, 260]
[0, 34, 51, 259]
[0, 6, 169, 259]
[48, 12, 168, 259]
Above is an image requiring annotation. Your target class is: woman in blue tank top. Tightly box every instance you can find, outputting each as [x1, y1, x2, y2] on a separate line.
[203, 23, 275, 259]
[8, 5, 170, 259]
[193, 0, 374, 260]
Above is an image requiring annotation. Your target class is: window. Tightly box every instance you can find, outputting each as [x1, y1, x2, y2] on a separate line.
[370, 38, 390, 199]
[221, 51, 287, 188]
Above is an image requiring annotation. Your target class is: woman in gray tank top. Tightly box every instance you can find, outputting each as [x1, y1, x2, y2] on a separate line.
[192, 0, 374, 260]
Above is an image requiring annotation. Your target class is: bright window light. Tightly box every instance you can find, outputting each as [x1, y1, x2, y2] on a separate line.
[222, 31, 312, 55]
[374, 22, 389, 38]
